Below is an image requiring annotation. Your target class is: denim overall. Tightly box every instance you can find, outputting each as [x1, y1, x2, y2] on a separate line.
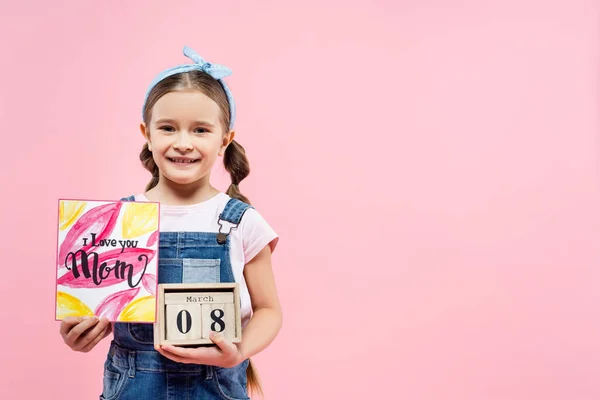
[100, 195, 252, 400]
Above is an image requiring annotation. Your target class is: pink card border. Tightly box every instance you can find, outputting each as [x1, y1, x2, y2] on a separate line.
[54, 197, 161, 323]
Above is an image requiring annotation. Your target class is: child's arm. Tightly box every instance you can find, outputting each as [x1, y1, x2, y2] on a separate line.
[238, 245, 283, 360]
[156, 244, 282, 367]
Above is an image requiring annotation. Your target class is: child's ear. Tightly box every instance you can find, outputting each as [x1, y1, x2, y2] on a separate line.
[219, 130, 235, 156]
[140, 123, 152, 151]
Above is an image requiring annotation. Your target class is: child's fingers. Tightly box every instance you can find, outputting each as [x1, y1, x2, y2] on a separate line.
[160, 345, 207, 359]
[75, 318, 110, 351]
[210, 332, 237, 356]
[156, 346, 192, 364]
[64, 317, 99, 345]
[79, 325, 108, 353]
[59, 316, 86, 336]
[102, 322, 113, 338]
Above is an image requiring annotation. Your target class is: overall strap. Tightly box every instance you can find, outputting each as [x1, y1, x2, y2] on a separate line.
[120, 195, 136, 201]
[219, 198, 253, 225]
[216, 198, 253, 244]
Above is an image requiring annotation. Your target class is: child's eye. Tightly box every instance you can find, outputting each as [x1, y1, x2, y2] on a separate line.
[194, 128, 208, 134]
[159, 126, 175, 132]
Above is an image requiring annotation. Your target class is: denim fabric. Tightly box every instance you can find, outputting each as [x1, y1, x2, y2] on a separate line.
[101, 195, 252, 400]
[100, 342, 249, 400]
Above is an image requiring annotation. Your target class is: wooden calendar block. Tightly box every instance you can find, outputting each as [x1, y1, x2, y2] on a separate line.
[165, 304, 202, 341]
[155, 283, 242, 347]
[201, 303, 235, 339]
[165, 292, 234, 305]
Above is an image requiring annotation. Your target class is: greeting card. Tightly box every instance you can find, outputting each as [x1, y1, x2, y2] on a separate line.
[55, 199, 159, 322]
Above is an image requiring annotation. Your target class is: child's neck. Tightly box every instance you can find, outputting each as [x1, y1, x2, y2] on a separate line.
[145, 178, 220, 206]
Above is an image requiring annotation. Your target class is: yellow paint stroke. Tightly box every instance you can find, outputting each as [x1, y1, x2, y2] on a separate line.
[122, 203, 158, 239]
[59, 201, 87, 230]
[56, 291, 94, 319]
[118, 295, 155, 322]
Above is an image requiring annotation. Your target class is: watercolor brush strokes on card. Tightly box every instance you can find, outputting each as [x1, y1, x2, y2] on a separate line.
[55, 199, 160, 323]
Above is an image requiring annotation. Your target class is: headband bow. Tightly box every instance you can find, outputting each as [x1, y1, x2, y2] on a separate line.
[142, 45, 236, 129]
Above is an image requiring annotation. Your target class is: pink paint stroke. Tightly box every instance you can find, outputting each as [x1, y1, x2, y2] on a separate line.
[142, 274, 157, 296]
[95, 287, 140, 320]
[57, 202, 122, 269]
[57, 248, 156, 288]
[146, 231, 158, 247]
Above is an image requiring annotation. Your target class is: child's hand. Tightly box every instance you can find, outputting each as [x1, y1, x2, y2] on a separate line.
[156, 332, 244, 368]
[60, 316, 111, 353]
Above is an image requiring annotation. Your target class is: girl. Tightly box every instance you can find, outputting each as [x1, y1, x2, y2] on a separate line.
[59, 46, 282, 400]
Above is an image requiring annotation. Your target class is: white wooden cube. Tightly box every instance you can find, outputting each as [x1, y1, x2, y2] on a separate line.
[155, 283, 242, 347]
[201, 303, 235, 339]
[165, 304, 202, 341]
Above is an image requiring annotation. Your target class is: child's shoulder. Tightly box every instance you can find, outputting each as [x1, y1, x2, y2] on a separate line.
[214, 192, 251, 209]
[122, 191, 265, 224]
[217, 194, 279, 255]
[215, 193, 269, 228]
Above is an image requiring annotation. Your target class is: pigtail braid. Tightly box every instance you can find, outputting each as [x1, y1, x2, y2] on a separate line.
[224, 140, 262, 394]
[224, 140, 251, 204]
[246, 359, 263, 398]
[224, 140, 264, 394]
[139, 143, 160, 191]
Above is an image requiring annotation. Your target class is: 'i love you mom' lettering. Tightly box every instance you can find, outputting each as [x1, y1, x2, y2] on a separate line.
[64, 233, 150, 289]
[83, 233, 139, 253]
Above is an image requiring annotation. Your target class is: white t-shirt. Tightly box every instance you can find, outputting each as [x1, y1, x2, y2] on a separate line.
[134, 192, 278, 327]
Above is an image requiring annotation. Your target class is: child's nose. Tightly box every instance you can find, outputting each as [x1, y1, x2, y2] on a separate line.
[173, 133, 193, 150]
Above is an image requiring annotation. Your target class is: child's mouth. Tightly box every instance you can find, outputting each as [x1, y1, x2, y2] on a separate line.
[168, 157, 199, 164]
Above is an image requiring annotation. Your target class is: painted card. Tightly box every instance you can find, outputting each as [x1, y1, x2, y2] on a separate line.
[55, 199, 160, 323]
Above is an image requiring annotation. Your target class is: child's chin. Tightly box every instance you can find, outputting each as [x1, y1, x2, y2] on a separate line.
[165, 174, 202, 186]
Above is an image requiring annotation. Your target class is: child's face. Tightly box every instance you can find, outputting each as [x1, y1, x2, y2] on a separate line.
[142, 90, 232, 187]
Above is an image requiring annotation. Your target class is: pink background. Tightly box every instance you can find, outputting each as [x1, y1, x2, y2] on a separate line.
[0, 0, 598, 399]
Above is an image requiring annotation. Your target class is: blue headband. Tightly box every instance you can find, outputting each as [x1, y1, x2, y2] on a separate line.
[142, 45, 236, 130]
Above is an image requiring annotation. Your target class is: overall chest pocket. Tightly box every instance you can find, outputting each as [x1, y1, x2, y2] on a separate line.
[155, 258, 221, 284]
[128, 257, 221, 344]
[182, 258, 221, 283]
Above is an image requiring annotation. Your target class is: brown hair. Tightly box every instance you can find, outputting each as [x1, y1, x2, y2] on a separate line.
[140, 71, 262, 397]
[140, 70, 251, 205]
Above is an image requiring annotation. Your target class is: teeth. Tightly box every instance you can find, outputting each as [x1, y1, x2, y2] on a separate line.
[170, 158, 196, 163]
